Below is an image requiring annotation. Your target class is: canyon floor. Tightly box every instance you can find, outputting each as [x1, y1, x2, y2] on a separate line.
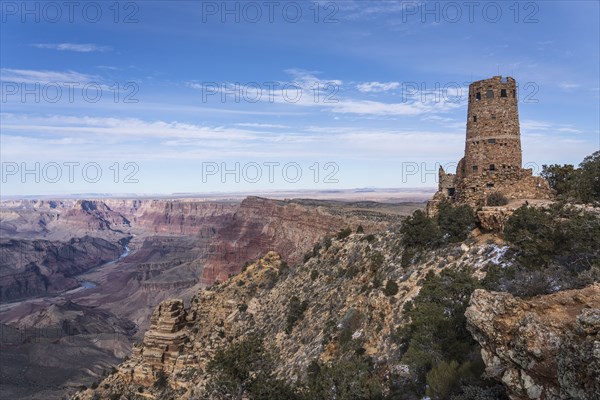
[0, 193, 426, 400]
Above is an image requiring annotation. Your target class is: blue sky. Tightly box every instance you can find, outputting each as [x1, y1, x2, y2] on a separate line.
[1, 0, 599, 196]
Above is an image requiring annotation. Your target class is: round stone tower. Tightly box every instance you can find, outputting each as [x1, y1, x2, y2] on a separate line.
[461, 76, 521, 178]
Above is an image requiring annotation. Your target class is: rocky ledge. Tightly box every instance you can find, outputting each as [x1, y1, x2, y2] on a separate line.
[465, 284, 600, 400]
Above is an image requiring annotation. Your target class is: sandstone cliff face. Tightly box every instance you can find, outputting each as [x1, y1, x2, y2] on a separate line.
[103, 199, 238, 236]
[200, 196, 392, 283]
[465, 285, 600, 400]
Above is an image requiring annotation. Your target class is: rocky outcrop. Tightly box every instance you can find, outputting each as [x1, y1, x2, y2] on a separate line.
[465, 285, 600, 400]
[124, 299, 194, 386]
[476, 206, 514, 232]
[558, 308, 600, 399]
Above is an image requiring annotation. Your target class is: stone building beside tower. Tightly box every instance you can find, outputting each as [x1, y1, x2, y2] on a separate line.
[428, 76, 553, 215]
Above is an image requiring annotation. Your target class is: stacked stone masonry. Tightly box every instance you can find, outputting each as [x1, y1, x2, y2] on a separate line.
[428, 76, 553, 217]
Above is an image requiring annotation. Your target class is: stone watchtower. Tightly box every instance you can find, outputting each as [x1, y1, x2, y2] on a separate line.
[428, 76, 553, 213]
[461, 76, 521, 178]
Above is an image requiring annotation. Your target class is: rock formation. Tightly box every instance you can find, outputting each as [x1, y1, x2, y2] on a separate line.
[125, 299, 193, 386]
[465, 285, 600, 400]
[73, 233, 515, 400]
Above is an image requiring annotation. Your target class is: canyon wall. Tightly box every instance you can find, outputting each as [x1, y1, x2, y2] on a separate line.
[0, 236, 125, 302]
[200, 196, 393, 283]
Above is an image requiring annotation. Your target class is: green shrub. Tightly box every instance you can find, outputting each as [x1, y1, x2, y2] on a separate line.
[337, 227, 352, 240]
[153, 371, 169, 389]
[451, 384, 508, 400]
[206, 335, 299, 399]
[363, 234, 376, 242]
[369, 251, 384, 271]
[400, 269, 480, 382]
[541, 163, 577, 196]
[305, 357, 383, 400]
[426, 359, 484, 400]
[312, 242, 322, 256]
[486, 192, 508, 206]
[437, 200, 476, 243]
[503, 205, 556, 269]
[426, 360, 462, 399]
[383, 279, 399, 296]
[577, 151, 600, 202]
[504, 204, 600, 272]
[310, 269, 319, 281]
[542, 151, 600, 203]
[285, 296, 308, 334]
[303, 252, 312, 263]
[400, 210, 442, 249]
[356, 225, 364, 233]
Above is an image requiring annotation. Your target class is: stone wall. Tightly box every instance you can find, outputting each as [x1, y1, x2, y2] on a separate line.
[456, 169, 553, 207]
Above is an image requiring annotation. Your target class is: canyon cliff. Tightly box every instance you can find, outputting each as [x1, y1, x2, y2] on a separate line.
[73, 230, 514, 399]
[1, 196, 413, 400]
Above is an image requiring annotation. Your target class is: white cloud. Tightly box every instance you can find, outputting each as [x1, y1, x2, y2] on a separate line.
[356, 81, 400, 92]
[186, 69, 463, 117]
[0, 68, 96, 84]
[521, 119, 582, 134]
[235, 123, 289, 129]
[558, 82, 580, 91]
[0, 114, 260, 141]
[31, 43, 111, 52]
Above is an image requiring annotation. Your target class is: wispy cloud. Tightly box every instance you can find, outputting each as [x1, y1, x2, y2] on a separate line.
[187, 69, 463, 117]
[0, 68, 96, 84]
[558, 82, 580, 91]
[235, 123, 290, 129]
[356, 81, 400, 93]
[521, 119, 582, 134]
[31, 43, 111, 52]
[0, 114, 258, 141]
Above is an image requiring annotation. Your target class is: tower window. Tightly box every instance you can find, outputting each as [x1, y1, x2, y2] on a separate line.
[488, 138, 496, 144]
[486, 183, 494, 188]
[473, 115, 477, 122]
[491, 114, 496, 119]
[475, 92, 481, 101]
[447, 188, 455, 196]
[486, 89, 494, 99]
[512, 90, 516, 98]
[472, 165, 478, 173]
[489, 164, 496, 171]
[501, 89, 507, 97]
